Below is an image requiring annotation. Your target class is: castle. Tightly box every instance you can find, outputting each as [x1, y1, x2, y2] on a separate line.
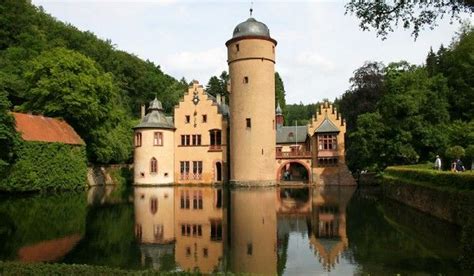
[133, 16, 354, 186]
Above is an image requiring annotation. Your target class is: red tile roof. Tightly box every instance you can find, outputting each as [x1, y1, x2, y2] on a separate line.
[12, 112, 85, 145]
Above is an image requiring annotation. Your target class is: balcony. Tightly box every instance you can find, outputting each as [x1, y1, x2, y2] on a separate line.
[208, 145, 222, 152]
[276, 150, 311, 159]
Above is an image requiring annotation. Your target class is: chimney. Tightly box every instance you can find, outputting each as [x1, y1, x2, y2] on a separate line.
[140, 104, 146, 119]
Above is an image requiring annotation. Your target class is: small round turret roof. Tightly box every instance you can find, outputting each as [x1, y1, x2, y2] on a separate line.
[232, 17, 270, 39]
[134, 98, 174, 130]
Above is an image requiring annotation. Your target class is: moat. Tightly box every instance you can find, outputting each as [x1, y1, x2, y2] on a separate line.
[0, 185, 466, 274]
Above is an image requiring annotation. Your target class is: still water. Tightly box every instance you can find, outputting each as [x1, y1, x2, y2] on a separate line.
[0, 185, 464, 274]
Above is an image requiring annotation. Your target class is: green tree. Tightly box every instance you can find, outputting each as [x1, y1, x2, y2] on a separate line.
[338, 61, 385, 132]
[445, 145, 465, 161]
[345, 1, 473, 39]
[275, 72, 287, 115]
[21, 47, 115, 133]
[346, 112, 387, 171]
[465, 145, 474, 170]
[0, 88, 18, 174]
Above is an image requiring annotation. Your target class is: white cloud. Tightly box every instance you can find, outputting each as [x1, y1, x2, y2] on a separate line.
[295, 51, 336, 72]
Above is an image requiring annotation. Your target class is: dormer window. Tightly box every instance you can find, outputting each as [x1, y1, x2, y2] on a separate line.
[288, 132, 294, 139]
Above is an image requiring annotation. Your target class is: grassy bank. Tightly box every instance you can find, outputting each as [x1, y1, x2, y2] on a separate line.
[0, 261, 214, 275]
[384, 164, 474, 190]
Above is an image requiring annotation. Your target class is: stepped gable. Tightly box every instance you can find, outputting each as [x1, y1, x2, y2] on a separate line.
[12, 112, 84, 145]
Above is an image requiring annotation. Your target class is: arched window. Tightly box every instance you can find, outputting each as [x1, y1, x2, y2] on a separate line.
[150, 197, 158, 214]
[150, 157, 158, 173]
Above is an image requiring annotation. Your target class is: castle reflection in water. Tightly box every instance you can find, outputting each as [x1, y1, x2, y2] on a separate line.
[133, 185, 355, 274]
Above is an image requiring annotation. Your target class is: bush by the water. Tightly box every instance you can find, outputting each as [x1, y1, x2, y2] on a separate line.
[0, 141, 87, 192]
[384, 165, 474, 190]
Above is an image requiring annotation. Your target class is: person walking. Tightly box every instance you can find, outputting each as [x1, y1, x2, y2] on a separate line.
[434, 155, 442, 170]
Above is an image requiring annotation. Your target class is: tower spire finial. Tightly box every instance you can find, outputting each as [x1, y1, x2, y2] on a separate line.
[250, 1, 253, 17]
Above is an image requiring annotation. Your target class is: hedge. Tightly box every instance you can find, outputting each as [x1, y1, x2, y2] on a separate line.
[384, 165, 474, 190]
[0, 141, 87, 192]
[0, 261, 215, 275]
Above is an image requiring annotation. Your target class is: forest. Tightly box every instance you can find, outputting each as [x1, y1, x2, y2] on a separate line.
[337, 26, 474, 172]
[0, 0, 188, 174]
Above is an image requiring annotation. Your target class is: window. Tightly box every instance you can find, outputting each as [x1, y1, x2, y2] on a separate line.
[192, 161, 203, 180]
[210, 220, 222, 241]
[202, 114, 207, 123]
[203, 248, 208, 258]
[153, 132, 163, 146]
[135, 132, 142, 147]
[246, 118, 251, 128]
[215, 189, 222, 209]
[186, 247, 191, 257]
[193, 190, 203, 209]
[135, 224, 143, 241]
[181, 135, 191, 146]
[181, 224, 202, 237]
[236, 44, 240, 52]
[209, 129, 222, 150]
[272, 45, 275, 53]
[317, 157, 339, 167]
[153, 224, 163, 240]
[192, 134, 202, 146]
[180, 190, 190, 209]
[150, 197, 158, 214]
[180, 161, 190, 180]
[318, 134, 337, 150]
[247, 243, 253, 256]
[243, 76, 249, 83]
[288, 132, 294, 139]
[150, 158, 158, 173]
[276, 147, 282, 155]
[185, 115, 190, 123]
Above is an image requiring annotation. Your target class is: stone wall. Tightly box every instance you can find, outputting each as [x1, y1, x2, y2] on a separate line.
[382, 177, 472, 225]
[87, 164, 132, 186]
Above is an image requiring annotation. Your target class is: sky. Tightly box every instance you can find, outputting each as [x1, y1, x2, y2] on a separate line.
[32, 0, 469, 104]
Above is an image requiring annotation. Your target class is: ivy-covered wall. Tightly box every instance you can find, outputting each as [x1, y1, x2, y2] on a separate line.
[0, 141, 87, 192]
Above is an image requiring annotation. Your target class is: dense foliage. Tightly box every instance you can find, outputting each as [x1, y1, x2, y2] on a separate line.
[345, 0, 473, 39]
[339, 28, 474, 172]
[0, 141, 87, 192]
[0, 0, 187, 164]
[0, 90, 18, 176]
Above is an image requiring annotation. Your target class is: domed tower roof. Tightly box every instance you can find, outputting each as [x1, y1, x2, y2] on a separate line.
[226, 16, 277, 46]
[134, 98, 174, 130]
[232, 17, 270, 39]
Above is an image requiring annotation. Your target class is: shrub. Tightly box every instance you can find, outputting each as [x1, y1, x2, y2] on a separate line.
[384, 165, 474, 190]
[0, 141, 87, 192]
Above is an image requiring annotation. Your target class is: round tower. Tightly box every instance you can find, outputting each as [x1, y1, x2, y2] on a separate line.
[133, 98, 175, 184]
[226, 17, 277, 183]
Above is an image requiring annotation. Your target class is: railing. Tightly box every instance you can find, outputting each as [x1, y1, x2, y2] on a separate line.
[209, 145, 222, 151]
[180, 173, 202, 180]
[276, 151, 312, 159]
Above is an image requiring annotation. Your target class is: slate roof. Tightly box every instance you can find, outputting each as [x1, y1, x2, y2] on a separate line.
[206, 93, 230, 117]
[134, 98, 175, 130]
[233, 17, 271, 39]
[13, 112, 84, 145]
[276, 102, 282, 115]
[315, 118, 340, 133]
[276, 126, 307, 144]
